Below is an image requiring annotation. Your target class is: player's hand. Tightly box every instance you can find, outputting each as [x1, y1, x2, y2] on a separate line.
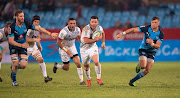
[116, 33, 123, 39]
[21, 43, 29, 48]
[35, 38, 41, 43]
[66, 50, 73, 57]
[146, 38, 153, 44]
[101, 42, 105, 50]
[38, 45, 43, 51]
[95, 35, 102, 42]
[50, 33, 58, 39]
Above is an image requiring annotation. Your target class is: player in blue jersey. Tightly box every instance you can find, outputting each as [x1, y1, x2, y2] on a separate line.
[0, 21, 11, 82]
[8, 10, 58, 86]
[116, 16, 164, 86]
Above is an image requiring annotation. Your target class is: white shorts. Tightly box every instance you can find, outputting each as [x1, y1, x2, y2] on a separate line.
[59, 45, 78, 63]
[80, 46, 99, 65]
[27, 45, 40, 57]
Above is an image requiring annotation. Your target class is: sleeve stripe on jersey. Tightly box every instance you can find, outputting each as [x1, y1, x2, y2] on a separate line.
[84, 37, 89, 39]
[138, 27, 142, 32]
[58, 38, 63, 40]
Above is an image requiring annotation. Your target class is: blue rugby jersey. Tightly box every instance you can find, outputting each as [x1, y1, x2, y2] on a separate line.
[138, 25, 164, 51]
[8, 20, 35, 45]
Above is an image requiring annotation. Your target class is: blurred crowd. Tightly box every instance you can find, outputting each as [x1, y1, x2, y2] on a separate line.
[0, 0, 180, 29]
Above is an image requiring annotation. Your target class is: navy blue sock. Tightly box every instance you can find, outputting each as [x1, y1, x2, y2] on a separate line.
[11, 71, 17, 82]
[131, 71, 145, 83]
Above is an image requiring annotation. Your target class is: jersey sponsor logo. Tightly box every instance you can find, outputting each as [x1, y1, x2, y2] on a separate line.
[155, 36, 159, 39]
[140, 26, 145, 28]
[19, 34, 24, 38]
[14, 31, 18, 34]
[146, 32, 150, 38]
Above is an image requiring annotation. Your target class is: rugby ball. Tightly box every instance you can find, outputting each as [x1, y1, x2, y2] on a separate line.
[0, 33, 3, 40]
[92, 31, 102, 39]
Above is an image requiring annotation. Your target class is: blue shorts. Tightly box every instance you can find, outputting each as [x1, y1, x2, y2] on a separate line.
[9, 44, 27, 55]
[139, 49, 156, 60]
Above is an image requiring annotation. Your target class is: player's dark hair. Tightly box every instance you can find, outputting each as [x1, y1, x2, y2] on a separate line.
[32, 15, 40, 22]
[5, 21, 12, 27]
[152, 16, 160, 21]
[91, 16, 98, 20]
[15, 10, 23, 16]
[68, 17, 76, 21]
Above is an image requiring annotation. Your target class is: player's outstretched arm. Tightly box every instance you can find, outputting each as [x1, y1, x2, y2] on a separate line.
[116, 27, 140, 39]
[57, 38, 73, 57]
[34, 26, 58, 39]
[8, 37, 29, 48]
[101, 31, 105, 49]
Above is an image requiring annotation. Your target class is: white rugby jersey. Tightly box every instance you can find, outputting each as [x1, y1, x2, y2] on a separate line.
[0, 28, 8, 43]
[27, 29, 40, 47]
[80, 24, 103, 49]
[58, 26, 81, 47]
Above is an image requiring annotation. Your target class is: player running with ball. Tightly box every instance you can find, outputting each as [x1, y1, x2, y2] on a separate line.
[80, 16, 105, 87]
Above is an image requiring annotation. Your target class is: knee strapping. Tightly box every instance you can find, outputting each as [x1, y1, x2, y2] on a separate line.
[11, 56, 18, 61]
[20, 57, 28, 61]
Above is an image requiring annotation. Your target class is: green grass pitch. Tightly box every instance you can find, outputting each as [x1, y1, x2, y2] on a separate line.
[0, 62, 180, 97]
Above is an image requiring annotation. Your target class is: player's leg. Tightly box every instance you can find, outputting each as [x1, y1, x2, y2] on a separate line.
[0, 48, 2, 82]
[81, 49, 91, 87]
[129, 49, 148, 86]
[10, 54, 19, 86]
[32, 51, 52, 83]
[136, 49, 147, 73]
[91, 46, 104, 85]
[143, 58, 154, 75]
[71, 55, 86, 85]
[19, 54, 28, 69]
[92, 54, 104, 85]
[0, 46, 3, 70]
[53, 49, 70, 73]
[0, 53, 2, 70]
[143, 51, 156, 75]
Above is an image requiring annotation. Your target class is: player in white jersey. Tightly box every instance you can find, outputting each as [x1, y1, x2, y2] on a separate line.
[80, 16, 105, 87]
[0, 21, 11, 82]
[53, 18, 86, 85]
[26, 15, 52, 83]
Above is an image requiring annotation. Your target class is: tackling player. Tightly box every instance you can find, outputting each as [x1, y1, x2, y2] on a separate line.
[116, 16, 164, 86]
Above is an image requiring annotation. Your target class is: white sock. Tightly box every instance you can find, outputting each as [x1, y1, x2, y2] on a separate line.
[95, 64, 101, 79]
[77, 67, 83, 82]
[56, 64, 64, 69]
[0, 62, 1, 70]
[40, 62, 47, 77]
[84, 69, 91, 80]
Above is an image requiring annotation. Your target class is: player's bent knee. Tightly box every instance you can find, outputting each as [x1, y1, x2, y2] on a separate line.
[34, 54, 42, 61]
[94, 61, 100, 66]
[144, 69, 150, 74]
[37, 57, 44, 63]
[147, 58, 154, 63]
